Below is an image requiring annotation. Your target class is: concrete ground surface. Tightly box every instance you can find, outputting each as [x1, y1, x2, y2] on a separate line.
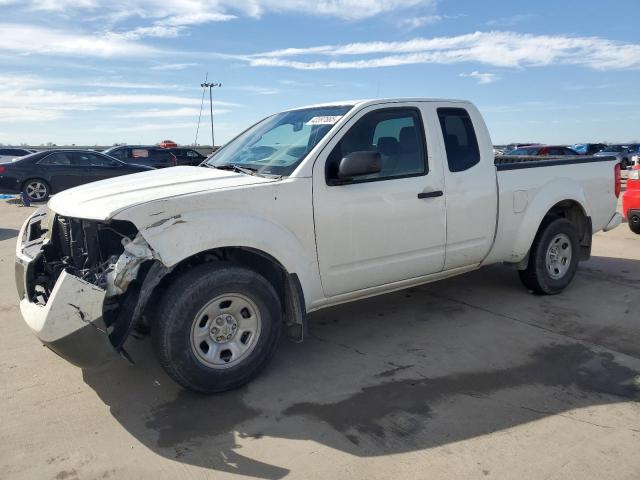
[0, 197, 639, 480]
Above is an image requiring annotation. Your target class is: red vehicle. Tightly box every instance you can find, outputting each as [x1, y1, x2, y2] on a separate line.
[509, 145, 578, 156]
[159, 139, 178, 149]
[622, 165, 640, 234]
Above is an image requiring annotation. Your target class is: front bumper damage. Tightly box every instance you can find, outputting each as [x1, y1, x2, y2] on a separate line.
[19, 270, 112, 367]
[15, 208, 162, 368]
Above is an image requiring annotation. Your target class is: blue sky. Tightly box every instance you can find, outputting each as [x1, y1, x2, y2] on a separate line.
[0, 0, 638, 146]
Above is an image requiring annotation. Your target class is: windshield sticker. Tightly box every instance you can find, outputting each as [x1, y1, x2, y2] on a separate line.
[306, 115, 343, 126]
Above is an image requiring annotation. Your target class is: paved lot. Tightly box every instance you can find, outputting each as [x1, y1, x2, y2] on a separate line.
[0, 198, 639, 480]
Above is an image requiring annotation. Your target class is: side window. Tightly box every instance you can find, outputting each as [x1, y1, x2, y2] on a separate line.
[154, 150, 172, 161]
[328, 108, 427, 182]
[187, 150, 199, 158]
[75, 153, 113, 166]
[131, 148, 150, 158]
[39, 152, 72, 165]
[108, 149, 127, 160]
[437, 107, 480, 172]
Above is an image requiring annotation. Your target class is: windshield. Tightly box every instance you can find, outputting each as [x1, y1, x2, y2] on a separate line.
[206, 105, 352, 176]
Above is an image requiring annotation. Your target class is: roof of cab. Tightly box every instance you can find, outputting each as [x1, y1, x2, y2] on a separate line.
[287, 98, 471, 111]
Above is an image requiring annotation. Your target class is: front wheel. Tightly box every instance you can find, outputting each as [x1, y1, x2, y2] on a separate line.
[518, 218, 580, 295]
[152, 263, 282, 393]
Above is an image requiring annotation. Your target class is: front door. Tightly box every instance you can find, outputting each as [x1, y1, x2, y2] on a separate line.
[313, 104, 447, 297]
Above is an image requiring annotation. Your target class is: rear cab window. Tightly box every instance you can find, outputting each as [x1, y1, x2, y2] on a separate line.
[437, 107, 480, 172]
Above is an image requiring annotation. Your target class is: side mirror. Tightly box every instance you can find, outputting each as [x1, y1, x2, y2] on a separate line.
[336, 151, 381, 181]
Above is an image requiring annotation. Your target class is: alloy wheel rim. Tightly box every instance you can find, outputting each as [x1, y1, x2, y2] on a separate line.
[545, 233, 572, 280]
[190, 293, 262, 369]
[26, 182, 47, 200]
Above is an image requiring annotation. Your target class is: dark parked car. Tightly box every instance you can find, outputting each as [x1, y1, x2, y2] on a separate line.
[166, 147, 206, 166]
[0, 147, 36, 163]
[102, 145, 177, 168]
[0, 150, 153, 202]
[508, 145, 578, 156]
[594, 145, 634, 168]
[571, 143, 607, 155]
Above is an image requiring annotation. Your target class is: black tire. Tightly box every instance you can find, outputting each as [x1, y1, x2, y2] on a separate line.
[518, 218, 580, 295]
[22, 178, 50, 202]
[152, 263, 282, 393]
[629, 215, 640, 235]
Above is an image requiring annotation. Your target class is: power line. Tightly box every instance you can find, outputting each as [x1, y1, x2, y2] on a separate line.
[194, 72, 208, 146]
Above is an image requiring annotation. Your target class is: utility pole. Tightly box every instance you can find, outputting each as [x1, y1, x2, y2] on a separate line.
[201, 81, 222, 148]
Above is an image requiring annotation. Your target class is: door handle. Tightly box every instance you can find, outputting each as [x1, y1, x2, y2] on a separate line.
[417, 190, 443, 199]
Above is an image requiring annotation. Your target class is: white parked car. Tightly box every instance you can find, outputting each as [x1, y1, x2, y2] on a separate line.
[16, 98, 622, 392]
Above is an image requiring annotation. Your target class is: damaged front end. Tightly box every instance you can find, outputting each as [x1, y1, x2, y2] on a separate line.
[16, 207, 166, 368]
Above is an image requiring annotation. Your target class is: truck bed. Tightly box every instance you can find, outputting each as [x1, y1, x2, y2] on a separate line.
[482, 154, 620, 266]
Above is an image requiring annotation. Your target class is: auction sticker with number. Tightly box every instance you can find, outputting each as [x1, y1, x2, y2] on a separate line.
[306, 116, 343, 125]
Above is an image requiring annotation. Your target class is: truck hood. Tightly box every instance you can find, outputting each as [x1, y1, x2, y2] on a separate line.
[48, 166, 276, 220]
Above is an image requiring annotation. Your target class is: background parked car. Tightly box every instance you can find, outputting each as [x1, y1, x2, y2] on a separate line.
[594, 145, 633, 169]
[622, 165, 640, 234]
[504, 143, 540, 153]
[0, 147, 35, 163]
[0, 149, 153, 202]
[508, 145, 578, 156]
[571, 143, 606, 155]
[102, 145, 177, 168]
[165, 147, 206, 166]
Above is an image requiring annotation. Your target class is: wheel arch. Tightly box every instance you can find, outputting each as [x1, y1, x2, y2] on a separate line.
[510, 179, 591, 266]
[139, 246, 307, 341]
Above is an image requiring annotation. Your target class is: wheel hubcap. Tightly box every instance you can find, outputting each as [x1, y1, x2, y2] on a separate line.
[26, 182, 47, 200]
[190, 293, 261, 368]
[545, 233, 572, 280]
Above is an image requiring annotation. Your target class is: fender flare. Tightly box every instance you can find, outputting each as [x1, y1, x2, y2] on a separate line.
[510, 178, 589, 262]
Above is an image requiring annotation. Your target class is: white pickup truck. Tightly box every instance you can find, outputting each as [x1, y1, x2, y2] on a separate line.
[15, 98, 622, 392]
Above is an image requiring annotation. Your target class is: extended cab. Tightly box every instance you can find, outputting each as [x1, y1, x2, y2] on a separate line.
[15, 99, 623, 392]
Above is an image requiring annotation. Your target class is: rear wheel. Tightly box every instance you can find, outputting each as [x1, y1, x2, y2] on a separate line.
[629, 214, 640, 234]
[152, 263, 282, 393]
[23, 178, 50, 202]
[518, 218, 580, 295]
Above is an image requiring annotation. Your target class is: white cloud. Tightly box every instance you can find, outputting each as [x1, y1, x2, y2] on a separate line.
[0, 73, 239, 124]
[151, 63, 199, 71]
[400, 15, 442, 29]
[0, 107, 64, 123]
[459, 71, 499, 84]
[85, 81, 181, 89]
[0, 23, 159, 57]
[229, 85, 280, 95]
[486, 14, 537, 27]
[3, 0, 435, 39]
[245, 31, 640, 70]
[117, 107, 230, 118]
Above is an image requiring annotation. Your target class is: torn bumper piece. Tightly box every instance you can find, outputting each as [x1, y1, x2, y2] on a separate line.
[18, 269, 117, 368]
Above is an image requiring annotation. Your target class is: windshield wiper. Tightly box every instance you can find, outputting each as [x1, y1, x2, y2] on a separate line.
[212, 164, 260, 176]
